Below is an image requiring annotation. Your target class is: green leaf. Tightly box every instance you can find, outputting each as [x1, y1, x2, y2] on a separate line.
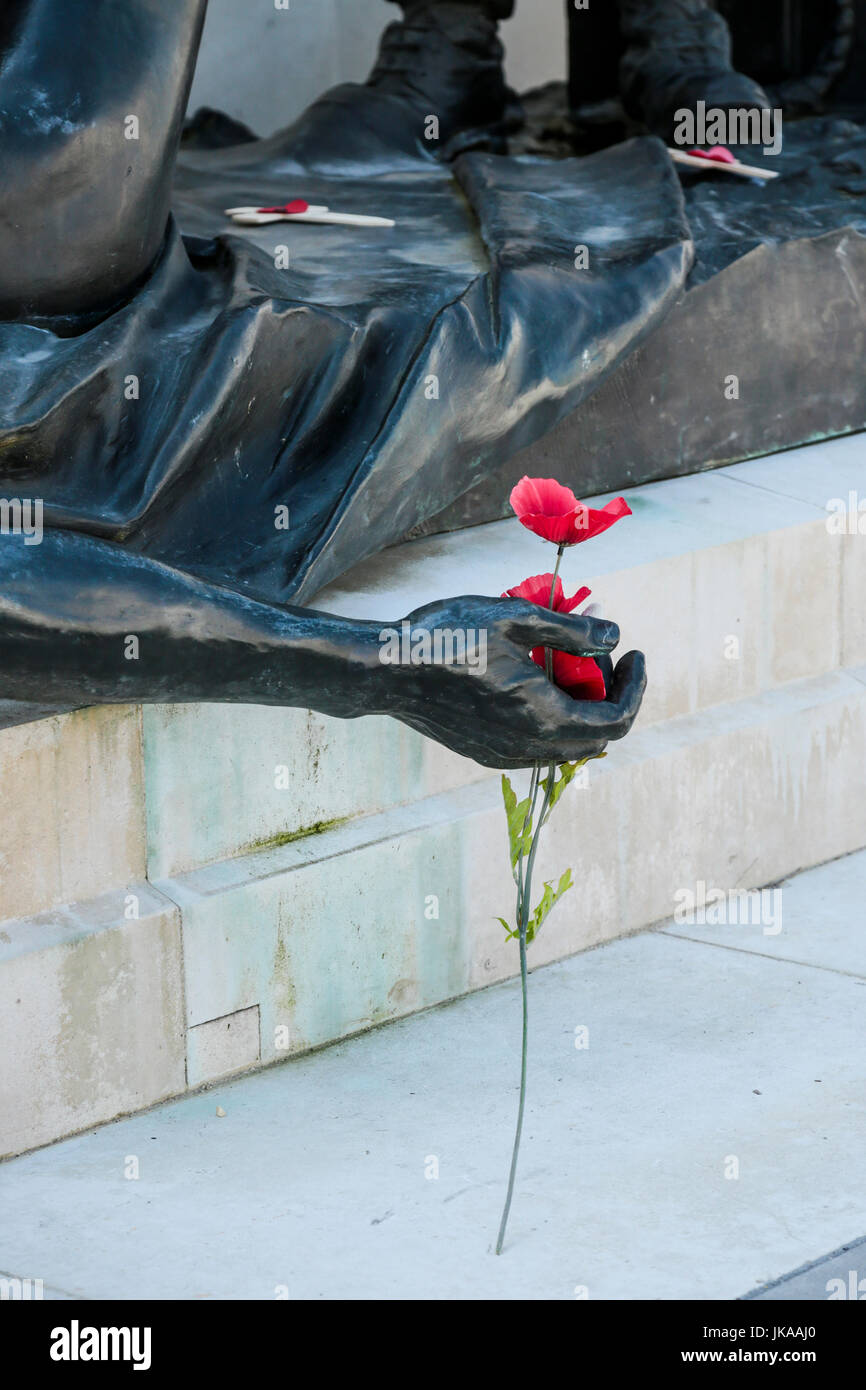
[526, 867, 574, 944]
[495, 916, 518, 941]
[500, 773, 533, 874]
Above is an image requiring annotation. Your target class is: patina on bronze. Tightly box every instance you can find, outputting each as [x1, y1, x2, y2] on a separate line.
[2, 1, 862, 759]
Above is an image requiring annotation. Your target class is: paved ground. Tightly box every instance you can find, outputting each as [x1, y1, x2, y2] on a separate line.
[743, 1234, 866, 1301]
[1, 849, 864, 1301]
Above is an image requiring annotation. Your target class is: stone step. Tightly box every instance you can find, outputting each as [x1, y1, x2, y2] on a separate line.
[0, 883, 183, 1160]
[3, 662, 864, 1157]
[2, 433, 861, 921]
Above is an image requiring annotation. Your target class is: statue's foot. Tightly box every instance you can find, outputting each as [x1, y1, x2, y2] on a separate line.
[617, 0, 773, 147]
[369, 0, 518, 149]
[627, 64, 774, 145]
[269, 0, 521, 166]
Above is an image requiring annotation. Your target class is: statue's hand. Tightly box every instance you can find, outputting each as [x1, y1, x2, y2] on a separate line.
[381, 595, 646, 769]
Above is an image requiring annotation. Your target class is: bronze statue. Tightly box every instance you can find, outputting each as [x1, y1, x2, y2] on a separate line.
[2, 2, 861, 760]
[379, 0, 772, 143]
[0, 0, 648, 766]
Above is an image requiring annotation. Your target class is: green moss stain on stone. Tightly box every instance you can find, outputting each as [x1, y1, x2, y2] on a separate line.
[272, 917, 296, 1018]
[239, 815, 350, 858]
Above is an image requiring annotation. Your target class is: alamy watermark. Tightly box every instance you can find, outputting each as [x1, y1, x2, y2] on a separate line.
[378, 620, 487, 672]
[673, 880, 783, 936]
[826, 491, 866, 534]
[0, 497, 43, 544]
[827, 1270, 866, 1299]
[50, 1321, 151, 1371]
[0, 1275, 43, 1300]
[673, 101, 783, 157]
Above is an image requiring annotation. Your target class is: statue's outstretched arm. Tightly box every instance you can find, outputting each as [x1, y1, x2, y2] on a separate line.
[0, 531, 645, 769]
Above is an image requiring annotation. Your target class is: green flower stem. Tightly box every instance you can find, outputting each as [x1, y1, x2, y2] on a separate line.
[496, 541, 565, 1254]
[495, 768, 555, 1255]
[516, 762, 540, 912]
[544, 544, 565, 683]
[495, 919, 529, 1255]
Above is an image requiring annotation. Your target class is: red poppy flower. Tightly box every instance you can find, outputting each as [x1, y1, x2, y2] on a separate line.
[510, 477, 631, 547]
[687, 146, 736, 165]
[503, 573, 606, 701]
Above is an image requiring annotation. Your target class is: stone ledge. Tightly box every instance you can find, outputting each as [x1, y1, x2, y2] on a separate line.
[4, 665, 864, 1155]
[0, 883, 184, 1159]
[159, 668, 866, 1060]
[0, 706, 145, 924]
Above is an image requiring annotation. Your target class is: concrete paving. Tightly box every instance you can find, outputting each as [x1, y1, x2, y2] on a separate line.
[664, 849, 866, 978]
[743, 1235, 866, 1301]
[1, 848, 864, 1301]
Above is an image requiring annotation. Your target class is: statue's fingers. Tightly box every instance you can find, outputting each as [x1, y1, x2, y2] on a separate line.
[508, 605, 620, 657]
[538, 649, 646, 742]
[596, 650, 647, 738]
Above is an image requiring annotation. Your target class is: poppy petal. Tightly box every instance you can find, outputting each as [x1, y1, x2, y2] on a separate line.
[559, 584, 592, 613]
[529, 648, 606, 700]
[571, 496, 632, 544]
[510, 475, 579, 521]
[503, 572, 564, 608]
[553, 652, 607, 700]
